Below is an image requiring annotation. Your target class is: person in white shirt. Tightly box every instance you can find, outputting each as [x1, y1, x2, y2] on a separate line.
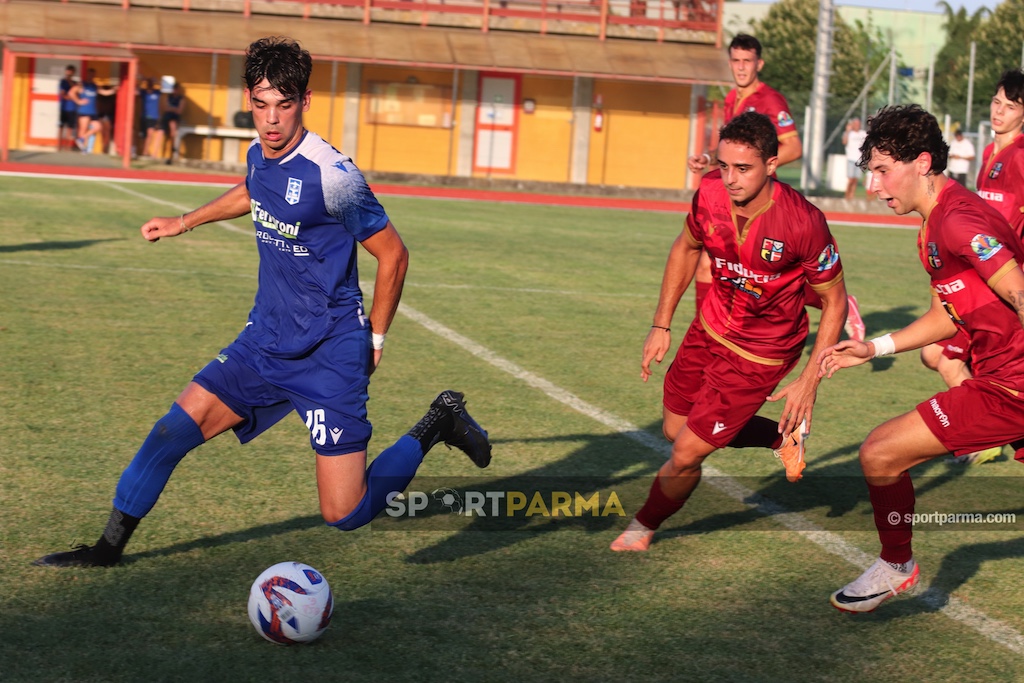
[843, 117, 868, 200]
[947, 129, 976, 186]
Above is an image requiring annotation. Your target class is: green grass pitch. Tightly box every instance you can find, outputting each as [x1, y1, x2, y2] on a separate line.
[1, 175, 1023, 682]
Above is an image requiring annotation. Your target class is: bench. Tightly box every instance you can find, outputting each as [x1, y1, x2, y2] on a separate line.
[174, 126, 255, 162]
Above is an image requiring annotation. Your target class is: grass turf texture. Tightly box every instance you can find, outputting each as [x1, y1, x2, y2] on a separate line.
[2, 176, 1023, 682]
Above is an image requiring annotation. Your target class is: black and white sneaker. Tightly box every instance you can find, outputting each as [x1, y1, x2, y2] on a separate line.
[410, 390, 492, 468]
[33, 544, 121, 568]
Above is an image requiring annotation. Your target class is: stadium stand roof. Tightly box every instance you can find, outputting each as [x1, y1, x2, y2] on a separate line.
[0, 1, 731, 85]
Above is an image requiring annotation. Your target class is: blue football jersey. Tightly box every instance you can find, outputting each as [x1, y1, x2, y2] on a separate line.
[244, 131, 389, 358]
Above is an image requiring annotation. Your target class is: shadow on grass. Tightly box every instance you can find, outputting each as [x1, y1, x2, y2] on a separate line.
[124, 514, 324, 563]
[0, 238, 124, 253]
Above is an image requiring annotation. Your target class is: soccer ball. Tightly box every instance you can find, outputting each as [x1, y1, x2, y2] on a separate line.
[247, 561, 333, 644]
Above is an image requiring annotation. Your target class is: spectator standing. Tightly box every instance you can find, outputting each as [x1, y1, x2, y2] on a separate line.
[843, 117, 867, 201]
[58, 65, 78, 151]
[947, 129, 975, 187]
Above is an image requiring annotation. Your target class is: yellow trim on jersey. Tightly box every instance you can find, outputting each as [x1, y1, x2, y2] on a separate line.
[683, 222, 703, 248]
[699, 311, 786, 366]
[776, 131, 799, 141]
[987, 258, 1019, 289]
[732, 196, 775, 245]
[808, 271, 845, 293]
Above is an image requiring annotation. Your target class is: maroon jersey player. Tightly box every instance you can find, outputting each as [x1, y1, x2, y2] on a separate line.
[919, 69, 1024, 465]
[611, 111, 849, 553]
[819, 104, 1024, 613]
[687, 34, 864, 343]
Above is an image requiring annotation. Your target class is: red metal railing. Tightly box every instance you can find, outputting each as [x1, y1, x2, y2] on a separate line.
[45, 0, 720, 43]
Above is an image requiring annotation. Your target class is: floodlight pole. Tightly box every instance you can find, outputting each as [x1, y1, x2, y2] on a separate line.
[807, 0, 834, 191]
[966, 41, 976, 132]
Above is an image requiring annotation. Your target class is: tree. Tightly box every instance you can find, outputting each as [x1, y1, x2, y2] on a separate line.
[931, 1, 991, 122]
[943, 0, 1024, 127]
[740, 0, 895, 148]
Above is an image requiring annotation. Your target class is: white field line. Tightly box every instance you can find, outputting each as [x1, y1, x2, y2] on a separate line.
[34, 181, 1024, 654]
[104, 183, 252, 235]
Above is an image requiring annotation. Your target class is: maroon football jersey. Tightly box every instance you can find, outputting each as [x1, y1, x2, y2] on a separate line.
[919, 180, 1024, 388]
[684, 171, 845, 363]
[977, 134, 1024, 237]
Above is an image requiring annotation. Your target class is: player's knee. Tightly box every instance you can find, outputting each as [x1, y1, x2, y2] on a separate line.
[919, 345, 940, 371]
[322, 502, 358, 527]
[858, 428, 901, 475]
[662, 423, 676, 442]
[667, 447, 703, 475]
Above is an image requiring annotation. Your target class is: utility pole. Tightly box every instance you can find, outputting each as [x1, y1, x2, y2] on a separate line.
[808, 0, 834, 191]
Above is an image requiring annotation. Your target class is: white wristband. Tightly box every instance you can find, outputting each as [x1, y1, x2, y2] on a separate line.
[371, 332, 386, 350]
[870, 334, 895, 358]
[700, 153, 711, 164]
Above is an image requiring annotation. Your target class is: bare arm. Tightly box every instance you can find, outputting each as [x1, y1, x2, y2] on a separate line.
[359, 221, 410, 372]
[777, 134, 803, 167]
[818, 294, 957, 378]
[641, 230, 702, 381]
[140, 181, 250, 242]
[766, 281, 846, 436]
[991, 264, 1024, 329]
[68, 85, 86, 107]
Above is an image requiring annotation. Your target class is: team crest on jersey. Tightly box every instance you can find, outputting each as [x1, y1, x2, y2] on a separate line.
[285, 177, 302, 205]
[761, 238, 784, 262]
[989, 162, 1004, 179]
[816, 244, 839, 271]
[971, 233, 1003, 261]
[778, 111, 794, 128]
[927, 242, 943, 269]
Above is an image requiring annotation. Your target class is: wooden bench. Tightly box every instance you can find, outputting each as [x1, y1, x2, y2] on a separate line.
[174, 125, 255, 162]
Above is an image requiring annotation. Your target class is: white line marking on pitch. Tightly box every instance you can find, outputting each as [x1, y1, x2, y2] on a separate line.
[108, 182, 1024, 654]
[398, 305, 1024, 655]
[103, 183, 251, 235]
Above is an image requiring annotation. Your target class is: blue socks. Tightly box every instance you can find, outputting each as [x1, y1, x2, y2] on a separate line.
[113, 403, 206, 518]
[112, 406, 424, 531]
[328, 435, 424, 531]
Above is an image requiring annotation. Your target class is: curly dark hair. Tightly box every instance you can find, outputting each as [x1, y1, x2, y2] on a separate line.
[996, 68, 1024, 105]
[719, 111, 778, 161]
[729, 34, 762, 58]
[860, 104, 947, 174]
[244, 37, 312, 101]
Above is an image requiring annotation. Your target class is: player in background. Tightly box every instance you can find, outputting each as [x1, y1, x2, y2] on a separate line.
[68, 68, 116, 153]
[611, 112, 849, 552]
[687, 34, 865, 344]
[819, 104, 1024, 613]
[34, 36, 492, 568]
[58, 65, 78, 151]
[918, 69, 1024, 465]
[843, 117, 868, 201]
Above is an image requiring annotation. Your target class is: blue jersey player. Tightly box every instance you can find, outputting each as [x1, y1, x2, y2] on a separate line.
[34, 37, 492, 568]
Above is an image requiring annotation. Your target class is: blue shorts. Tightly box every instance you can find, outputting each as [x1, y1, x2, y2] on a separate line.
[192, 326, 373, 455]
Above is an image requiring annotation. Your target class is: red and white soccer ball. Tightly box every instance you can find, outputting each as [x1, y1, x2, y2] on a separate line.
[247, 561, 333, 644]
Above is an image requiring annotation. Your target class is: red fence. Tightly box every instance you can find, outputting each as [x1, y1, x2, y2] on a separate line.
[47, 0, 721, 43]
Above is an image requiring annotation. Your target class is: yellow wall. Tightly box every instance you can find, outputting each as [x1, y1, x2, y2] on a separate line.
[356, 65, 458, 175]
[306, 61, 347, 154]
[11, 57, 29, 149]
[5, 50, 697, 190]
[512, 75, 575, 184]
[587, 80, 691, 190]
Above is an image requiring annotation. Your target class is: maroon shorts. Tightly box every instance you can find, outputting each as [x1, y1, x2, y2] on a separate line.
[663, 321, 799, 449]
[916, 379, 1024, 456]
[939, 329, 971, 363]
